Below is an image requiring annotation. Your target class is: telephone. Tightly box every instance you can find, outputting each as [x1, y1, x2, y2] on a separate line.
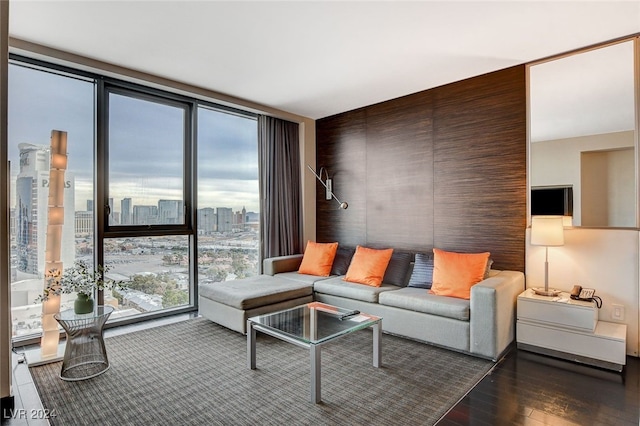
[570, 285, 602, 307]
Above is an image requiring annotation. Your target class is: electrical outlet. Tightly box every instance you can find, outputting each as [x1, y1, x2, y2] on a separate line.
[611, 304, 624, 321]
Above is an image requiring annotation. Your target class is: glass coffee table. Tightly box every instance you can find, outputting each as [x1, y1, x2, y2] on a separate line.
[247, 301, 382, 403]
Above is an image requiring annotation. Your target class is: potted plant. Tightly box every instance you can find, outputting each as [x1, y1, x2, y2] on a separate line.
[37, 260, 127, 314]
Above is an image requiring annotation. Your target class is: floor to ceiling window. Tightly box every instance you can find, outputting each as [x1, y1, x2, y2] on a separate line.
[197, 107, 259, 285]
[8, 56, 261, 341]
[101, 87, 193, 319]
[8, 61, 95, 338]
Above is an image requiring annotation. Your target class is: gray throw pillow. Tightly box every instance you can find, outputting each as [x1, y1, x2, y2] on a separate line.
[382, 251, 412, 286]
[330, 246, 355, 276]
[407, 252, 433, 289]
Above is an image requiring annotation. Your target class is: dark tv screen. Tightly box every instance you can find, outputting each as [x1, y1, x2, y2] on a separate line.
[531, 187, 573, 216]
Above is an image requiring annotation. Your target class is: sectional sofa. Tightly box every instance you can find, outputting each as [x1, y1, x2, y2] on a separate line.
[199, 248, 525, 361]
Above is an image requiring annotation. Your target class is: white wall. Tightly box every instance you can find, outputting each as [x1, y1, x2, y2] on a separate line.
[526, 228, 639, 356]
[581, 147, 635, 227]
[530, 130, 634, 226]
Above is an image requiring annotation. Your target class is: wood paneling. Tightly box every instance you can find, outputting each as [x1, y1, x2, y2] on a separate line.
[316, 65, 527, 271]
[365, 91, 434, 250]
[315, 108, 367, 246]
[433, 67, 526, 271]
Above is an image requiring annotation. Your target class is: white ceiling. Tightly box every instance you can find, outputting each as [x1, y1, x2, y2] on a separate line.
[7, 1, 640, 120]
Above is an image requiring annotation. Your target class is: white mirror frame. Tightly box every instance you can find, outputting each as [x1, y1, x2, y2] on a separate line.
[527, 35, 640, 229]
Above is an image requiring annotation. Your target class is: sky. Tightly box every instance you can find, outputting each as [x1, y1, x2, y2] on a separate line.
[8, 61, 260, 214]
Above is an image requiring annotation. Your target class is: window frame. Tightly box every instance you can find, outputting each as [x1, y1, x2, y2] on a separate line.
[99, 82, 195, 236]
[8, 53, 260, 344]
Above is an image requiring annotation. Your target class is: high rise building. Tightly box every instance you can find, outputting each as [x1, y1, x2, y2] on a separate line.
[15, 143, 75, 276]
[133, 205, 158, 225]
[197, 207, 216, 234]
[75, 211, 93, 235]
[86, 199, 93, 212]
[121, 197, 132, 225]
[158, 200, 183, 224]
[232, 207, 247, 231]
[216, 207, 233, 232]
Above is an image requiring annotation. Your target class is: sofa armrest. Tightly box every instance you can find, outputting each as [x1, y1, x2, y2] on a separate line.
[470, 270, 525, 360]
[263, 254, 304, 276]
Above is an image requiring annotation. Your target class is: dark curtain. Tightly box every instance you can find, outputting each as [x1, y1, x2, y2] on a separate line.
[258, 115, 302, 265]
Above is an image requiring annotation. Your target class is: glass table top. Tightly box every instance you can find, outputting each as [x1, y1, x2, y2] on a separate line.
[55, 305, 114, 322]
[248, 302, 381, 345]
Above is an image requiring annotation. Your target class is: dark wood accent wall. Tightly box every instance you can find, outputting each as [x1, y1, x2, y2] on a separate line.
[316, 66, 527, 271]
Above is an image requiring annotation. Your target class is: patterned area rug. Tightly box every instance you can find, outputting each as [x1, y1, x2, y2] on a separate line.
[30, 317, 493, 425]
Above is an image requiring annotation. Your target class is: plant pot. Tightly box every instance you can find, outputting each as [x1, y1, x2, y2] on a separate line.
[74, 293, 94, 314]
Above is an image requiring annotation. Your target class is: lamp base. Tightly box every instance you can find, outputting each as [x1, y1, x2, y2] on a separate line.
[532, 287, 561, 297]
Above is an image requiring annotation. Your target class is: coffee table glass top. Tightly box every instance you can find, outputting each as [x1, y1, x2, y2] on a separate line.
[249, 302, 381, 345]
[55, 305, 114, 322]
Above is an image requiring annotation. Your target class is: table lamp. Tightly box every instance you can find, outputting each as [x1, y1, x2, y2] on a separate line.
[531, 216, 564, 296]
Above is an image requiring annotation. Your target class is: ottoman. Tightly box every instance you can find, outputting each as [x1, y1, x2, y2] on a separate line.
[198, 275, 314, 333]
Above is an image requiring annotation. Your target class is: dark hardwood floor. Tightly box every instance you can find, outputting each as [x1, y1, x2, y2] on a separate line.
[439, 348, 640, 426]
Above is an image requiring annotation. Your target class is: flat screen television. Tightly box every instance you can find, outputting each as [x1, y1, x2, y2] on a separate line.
[531, 186, 573, 216]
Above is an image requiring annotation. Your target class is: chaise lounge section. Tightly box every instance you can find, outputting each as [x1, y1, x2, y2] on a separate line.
[198, 274, 314, 334]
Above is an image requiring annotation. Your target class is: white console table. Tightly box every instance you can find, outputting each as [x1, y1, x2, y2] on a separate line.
[516, 288, 626, 372]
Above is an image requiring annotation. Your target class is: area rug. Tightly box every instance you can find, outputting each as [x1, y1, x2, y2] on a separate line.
[29, 317, 493, 425]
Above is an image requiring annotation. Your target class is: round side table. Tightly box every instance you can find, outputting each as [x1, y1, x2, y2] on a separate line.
[54, 306, 114, 381]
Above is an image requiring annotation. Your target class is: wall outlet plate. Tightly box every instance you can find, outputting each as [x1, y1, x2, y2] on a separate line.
[611, 303, 624, 321]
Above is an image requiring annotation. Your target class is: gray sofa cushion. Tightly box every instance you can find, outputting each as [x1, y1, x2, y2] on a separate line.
[378, 287, 470, 321]
[199, 275, 313, 310]
[313, 276, 401, 303]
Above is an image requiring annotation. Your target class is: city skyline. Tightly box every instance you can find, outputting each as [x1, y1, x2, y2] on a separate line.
[10, 141, 259, 277]
[11, 142, 258, 214]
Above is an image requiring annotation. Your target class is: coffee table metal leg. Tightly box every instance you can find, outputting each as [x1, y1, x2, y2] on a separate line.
[310, 344, 321, 403]
[373, 322, 381, 368]
[247, 320, 256, 370]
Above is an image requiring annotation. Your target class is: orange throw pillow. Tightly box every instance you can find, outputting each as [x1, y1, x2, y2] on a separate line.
[298, 241, 339, 276]
[344, 245, 394, 287]
[430, 248, 490, 299]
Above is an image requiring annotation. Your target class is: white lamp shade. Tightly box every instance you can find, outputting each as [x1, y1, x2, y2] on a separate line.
[531, 216, 565, 246]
